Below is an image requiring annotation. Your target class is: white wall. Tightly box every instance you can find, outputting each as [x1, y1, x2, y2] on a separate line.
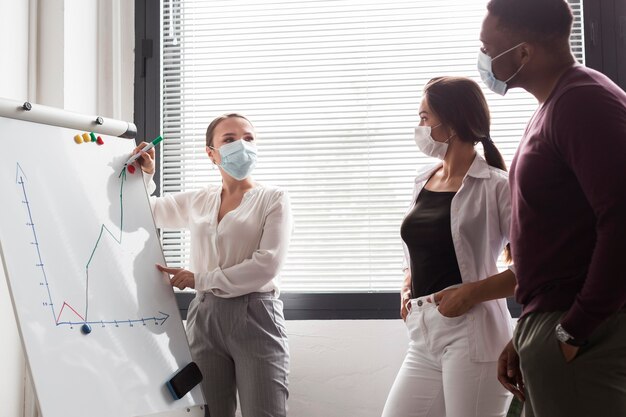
[64, 1, 98, 113]
[225, 320, 408, 417]
[0, 1, 30, 416]
[0, 0, 29, 99]
[31, 0, 134, 118]
[286, 320, 407, 417]
[36, 0, 65, 108]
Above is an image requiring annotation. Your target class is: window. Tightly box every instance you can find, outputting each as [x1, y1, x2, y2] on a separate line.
[159, 0, 585, 294]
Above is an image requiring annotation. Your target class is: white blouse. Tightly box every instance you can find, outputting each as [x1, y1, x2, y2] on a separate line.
[403, 154, 514, 362]
[146, 177, 293, 298]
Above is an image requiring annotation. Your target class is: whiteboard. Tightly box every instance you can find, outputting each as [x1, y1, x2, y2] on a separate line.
[0, 114, 205, 417]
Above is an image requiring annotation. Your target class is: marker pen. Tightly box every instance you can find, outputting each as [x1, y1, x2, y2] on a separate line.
[124, 135, 163, 166]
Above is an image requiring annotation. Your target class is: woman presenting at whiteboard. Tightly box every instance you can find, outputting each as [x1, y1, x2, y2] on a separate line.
[133, 113, 292, 417]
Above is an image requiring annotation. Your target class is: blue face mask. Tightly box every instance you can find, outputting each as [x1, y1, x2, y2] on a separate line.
[214, 140, 257, 180]
[477, 43, 525, 96]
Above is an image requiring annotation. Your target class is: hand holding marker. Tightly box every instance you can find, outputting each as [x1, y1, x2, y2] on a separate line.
[124, 135, 163, 174]
[125, 135, 163, 166]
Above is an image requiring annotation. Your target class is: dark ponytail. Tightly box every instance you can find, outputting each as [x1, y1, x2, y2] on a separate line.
[480, 136, 506, 171]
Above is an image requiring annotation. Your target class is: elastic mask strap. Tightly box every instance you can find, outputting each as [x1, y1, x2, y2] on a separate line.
[504, 63, 525, 83]
[492, 42, 525, 62]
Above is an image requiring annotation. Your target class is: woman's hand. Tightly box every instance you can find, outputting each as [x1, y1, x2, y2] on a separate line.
[131, 142, 155, 174]
[432, 283, 477, 317]
[156, 264, 195, 290]
[400, 271, 412, 321]
[400, 289, 411, 321]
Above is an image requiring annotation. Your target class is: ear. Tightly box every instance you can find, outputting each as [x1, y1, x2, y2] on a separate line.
[519, 42, 533, 65]
[206, 146, 216, 164]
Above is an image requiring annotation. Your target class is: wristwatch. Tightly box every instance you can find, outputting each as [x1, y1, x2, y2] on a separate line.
[555, 323, 587, 347]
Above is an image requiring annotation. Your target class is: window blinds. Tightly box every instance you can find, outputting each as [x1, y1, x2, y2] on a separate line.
[161, 0, 585, 292]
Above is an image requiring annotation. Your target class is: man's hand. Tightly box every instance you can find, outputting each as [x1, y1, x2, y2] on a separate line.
[497, 340, 525, 401]
[559, 341, 579, 362]
[156, 264, 195, 290]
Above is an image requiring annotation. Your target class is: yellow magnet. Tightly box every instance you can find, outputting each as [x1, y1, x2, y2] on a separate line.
[74, 134, 83, 144]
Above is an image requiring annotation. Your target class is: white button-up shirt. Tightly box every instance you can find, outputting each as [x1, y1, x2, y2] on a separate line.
[147, 178, 293, 298]
[403, 154, 514, 362]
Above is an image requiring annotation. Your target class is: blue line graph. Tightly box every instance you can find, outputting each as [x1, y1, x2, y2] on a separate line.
[15, 162, 170, 329]
[56, 312, 170, 327]
[16, 164, 57, 322]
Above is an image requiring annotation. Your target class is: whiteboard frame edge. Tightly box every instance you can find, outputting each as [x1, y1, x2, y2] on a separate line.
[133, 404, 207, 417]
[0, 97, 137, 139]
[0, 238, 45, 416]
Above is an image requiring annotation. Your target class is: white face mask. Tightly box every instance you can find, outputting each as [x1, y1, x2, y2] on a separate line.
[477, 43, 525, 96]
[414, 125, 449, 160]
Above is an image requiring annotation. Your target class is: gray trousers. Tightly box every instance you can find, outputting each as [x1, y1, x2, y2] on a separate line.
[186, 292, 290, 417]
[513, 310, 626, 417]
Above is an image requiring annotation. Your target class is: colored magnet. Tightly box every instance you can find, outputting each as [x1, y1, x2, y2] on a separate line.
[82, 133, 90, 143]
[74, 134, 83, 144]
[126, 164, 136, 174]
[90, 132, 97, 142]
[96, 136, 104, 145]
[81, 323, 92, 334]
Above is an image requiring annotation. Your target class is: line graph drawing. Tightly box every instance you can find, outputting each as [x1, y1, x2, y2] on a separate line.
[15, 163, 169, 329]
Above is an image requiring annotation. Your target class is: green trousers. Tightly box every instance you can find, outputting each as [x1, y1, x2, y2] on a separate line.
[513, 310, 626, 417]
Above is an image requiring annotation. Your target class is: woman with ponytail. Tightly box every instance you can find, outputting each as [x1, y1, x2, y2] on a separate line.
[381, 76, 515, 417]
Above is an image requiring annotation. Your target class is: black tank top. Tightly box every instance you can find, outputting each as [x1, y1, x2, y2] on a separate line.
[400, 188, 462, 298]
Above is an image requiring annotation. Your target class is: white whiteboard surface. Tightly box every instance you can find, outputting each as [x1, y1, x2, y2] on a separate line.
[0, 116, 205, 417]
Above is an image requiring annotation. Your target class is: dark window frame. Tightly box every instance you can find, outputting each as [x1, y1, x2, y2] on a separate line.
[134, 0, 162, 195]
[135, 0, 625, 320]
[583, 0, 626, 89]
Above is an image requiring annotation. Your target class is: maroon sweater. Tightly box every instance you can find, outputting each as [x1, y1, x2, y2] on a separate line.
[510, 65, 626, 340]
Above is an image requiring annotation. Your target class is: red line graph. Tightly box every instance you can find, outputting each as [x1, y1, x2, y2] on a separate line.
[56, 301, 86, 324]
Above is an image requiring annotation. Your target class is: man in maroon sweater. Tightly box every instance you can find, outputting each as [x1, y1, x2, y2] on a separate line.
[479, 0, 626, 416]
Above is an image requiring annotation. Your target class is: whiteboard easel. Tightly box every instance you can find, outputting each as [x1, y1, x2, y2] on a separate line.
[0, 98, 206, 417]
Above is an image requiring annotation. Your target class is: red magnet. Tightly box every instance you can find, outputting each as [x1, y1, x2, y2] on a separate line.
[96, 136, 104, 145]
[127, 164, 136, 174]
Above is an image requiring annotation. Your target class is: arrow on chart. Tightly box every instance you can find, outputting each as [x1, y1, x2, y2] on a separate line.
[16, 162, 28, 183]
[157, 311, 170, 325]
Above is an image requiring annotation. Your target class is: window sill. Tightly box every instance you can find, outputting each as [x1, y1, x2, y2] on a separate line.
[175, 292, 522, 320]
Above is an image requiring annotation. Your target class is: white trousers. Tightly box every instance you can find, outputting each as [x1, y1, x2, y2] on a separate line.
[381, 296, 510, 417]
